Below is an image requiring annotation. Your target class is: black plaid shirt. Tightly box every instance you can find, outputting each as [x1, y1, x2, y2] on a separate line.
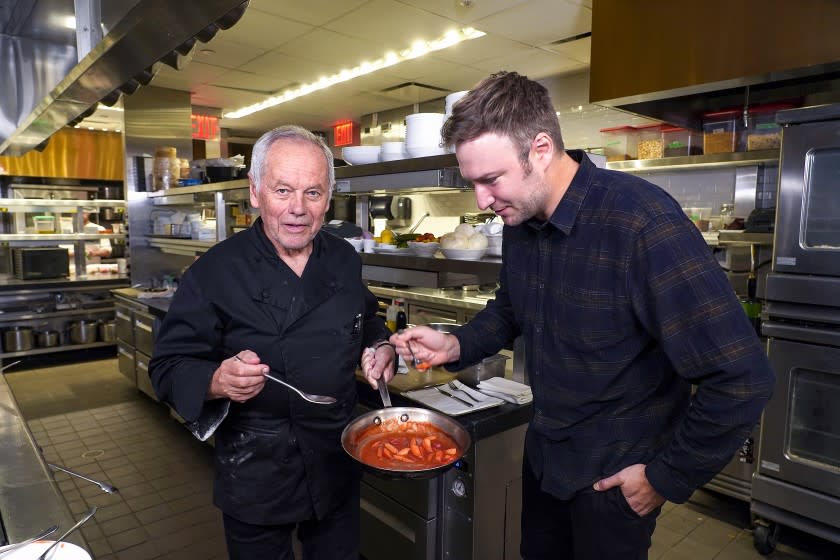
[453, 151, 773, 502]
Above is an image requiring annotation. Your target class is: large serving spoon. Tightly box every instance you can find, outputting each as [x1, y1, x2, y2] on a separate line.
[233, 356, 336, 405]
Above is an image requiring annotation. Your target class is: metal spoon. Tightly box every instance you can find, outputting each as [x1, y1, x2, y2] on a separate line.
[47, 463, 118, 494]
[37, 507, 96, 560]
[0, 525, 58, 554]
[263, 372, 337, 405]
[405, 340, 430, 371]
[233, 356, 336, 405]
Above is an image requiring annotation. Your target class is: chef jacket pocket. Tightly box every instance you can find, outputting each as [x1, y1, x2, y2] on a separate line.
[217, 424, 298, 492]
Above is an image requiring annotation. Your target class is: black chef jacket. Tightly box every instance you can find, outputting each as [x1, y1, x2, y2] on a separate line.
[150, 218, 390, 525]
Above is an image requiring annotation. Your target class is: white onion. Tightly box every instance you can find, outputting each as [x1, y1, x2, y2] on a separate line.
[454, 223, 476, 237]
[467, 233, 488, 249]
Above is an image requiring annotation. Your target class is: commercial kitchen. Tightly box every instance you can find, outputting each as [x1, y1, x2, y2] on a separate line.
[1, 1, 840, 559]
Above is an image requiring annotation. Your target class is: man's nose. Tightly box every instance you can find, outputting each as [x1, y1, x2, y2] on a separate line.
[474, 184, 494, 211]
[288, 192, 307, 214]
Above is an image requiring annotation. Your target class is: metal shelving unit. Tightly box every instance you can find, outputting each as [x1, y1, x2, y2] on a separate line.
[606, 150, 780, 172]
[0, 341, 116, 360]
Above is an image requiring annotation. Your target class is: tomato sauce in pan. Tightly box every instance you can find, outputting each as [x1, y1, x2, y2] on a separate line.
[356, 419, 461, 470]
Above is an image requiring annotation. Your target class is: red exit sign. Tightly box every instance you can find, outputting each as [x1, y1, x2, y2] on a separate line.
[192, 114, 219, 140]
[333, 121, 356, 147]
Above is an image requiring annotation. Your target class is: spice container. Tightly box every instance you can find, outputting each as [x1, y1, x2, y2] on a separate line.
[663, 127, 703, 157]
[746, 103, 795, 151]
[599, 126, 638, 161]
[702, 109, 742, 154]
[636, 124, 667, 159]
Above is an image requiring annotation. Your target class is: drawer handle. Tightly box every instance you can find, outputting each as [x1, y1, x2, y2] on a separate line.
[118, 348, 133, 359]
[116, 311, 131, 321]
[137, 361, 148, 371]
[135, 321, 153, 332]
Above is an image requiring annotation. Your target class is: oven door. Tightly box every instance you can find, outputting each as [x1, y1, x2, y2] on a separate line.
[759, 337, 840, 499]
[774, 119, 840, 276]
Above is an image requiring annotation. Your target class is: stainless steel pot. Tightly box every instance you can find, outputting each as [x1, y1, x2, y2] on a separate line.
[98, 320, 117, 342]
[36, 330, 60, 348]
[99, 186, 121, 200]
[69, 320, 98, 345]
[341, 406, 470, 480]
[4, 326, 34, 352]
[100, 207, 117, 221]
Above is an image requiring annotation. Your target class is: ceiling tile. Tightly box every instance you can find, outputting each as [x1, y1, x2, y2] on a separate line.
[394, 0, 530, 24]
[540, 36, 590, 63]
[238, 51, 342, 84]
[474, 0, 591, 46]
[410, 64, 490, 93]
[209, 69, 293, 94]
[431, 33, 529, 66]
[276, 29, 385, 66]
[324, 0, 458, 46]
[192, 36, 266, 69]
[151, 62, 230, 90]
[190, 85, 267, 110]
[472, 48, 586, 80]
[246, 0, 369, 26]
[214, 7, 313, 50]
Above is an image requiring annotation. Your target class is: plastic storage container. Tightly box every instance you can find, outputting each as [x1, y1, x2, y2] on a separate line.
[746, 103, 795, 151]
[636, 124, 667, 159]
[663, 127, 703, 157]
[599, 126, 638, 161]
[33, 215, 55, 233]
[702, 109, 742, 154]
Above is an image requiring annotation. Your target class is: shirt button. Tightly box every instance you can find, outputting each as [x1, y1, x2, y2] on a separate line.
[535, 326, 542, 333]
[261, 290, 269, 298]
[539, 283, 544, 289]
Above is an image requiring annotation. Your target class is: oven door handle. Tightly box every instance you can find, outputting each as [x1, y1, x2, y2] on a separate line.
[762, 319, 840, 347]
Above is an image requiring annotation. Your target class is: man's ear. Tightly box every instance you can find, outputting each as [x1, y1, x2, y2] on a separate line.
[531, 132, 554, 170]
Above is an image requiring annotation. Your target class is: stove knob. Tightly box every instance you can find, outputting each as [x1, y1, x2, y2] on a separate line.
[451, 476, 467, 498]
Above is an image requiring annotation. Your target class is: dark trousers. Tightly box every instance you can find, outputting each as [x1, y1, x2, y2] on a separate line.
[521, 455, 660, 560]
[222, 485, 360, 560]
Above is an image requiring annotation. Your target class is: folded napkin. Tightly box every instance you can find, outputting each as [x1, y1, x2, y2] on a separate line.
[477, 377, 533, 405]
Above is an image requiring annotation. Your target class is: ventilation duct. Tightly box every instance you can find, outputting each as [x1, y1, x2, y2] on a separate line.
[0, 0, 249, 156]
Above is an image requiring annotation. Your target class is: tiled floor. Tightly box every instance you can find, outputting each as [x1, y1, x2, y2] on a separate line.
[6, 358, 840, 560]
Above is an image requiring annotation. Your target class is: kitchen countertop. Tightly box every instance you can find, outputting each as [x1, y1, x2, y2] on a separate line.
[112, 287, 172, 317]
[0, 372, 89, 551]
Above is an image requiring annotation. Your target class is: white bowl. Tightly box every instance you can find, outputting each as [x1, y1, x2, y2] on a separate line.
[406, 145, 447, 158]
[345, 238, 363, 252]
[441, 248, 487, 261]
[3, 540, 92, 559]
[445, 90, 469, 115]
[407, 241, 440, 257]
[485, 234, 502, 257]
[380, 141, 405, 153]
[341, 146, 380, 165]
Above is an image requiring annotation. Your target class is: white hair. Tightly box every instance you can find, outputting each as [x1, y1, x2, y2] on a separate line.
[249, 125, 335, 197]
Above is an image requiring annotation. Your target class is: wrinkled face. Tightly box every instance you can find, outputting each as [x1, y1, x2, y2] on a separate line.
[456, 132, 551, 226]
[249, 139, 331, 256]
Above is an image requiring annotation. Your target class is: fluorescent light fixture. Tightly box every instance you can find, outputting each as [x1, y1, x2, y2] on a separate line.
[62, 15, 76, 29]
[224, 27, 486, 119]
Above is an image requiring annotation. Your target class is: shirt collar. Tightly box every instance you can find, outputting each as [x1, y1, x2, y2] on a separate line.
[526, 149, 595, 235]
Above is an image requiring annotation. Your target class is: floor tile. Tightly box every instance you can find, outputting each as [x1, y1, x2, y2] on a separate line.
[8, 359, 840, 560]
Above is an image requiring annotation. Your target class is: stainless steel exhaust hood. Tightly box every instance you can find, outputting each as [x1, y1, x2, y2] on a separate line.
[0, 0, 248, 156]
[334, 154, 469, 193]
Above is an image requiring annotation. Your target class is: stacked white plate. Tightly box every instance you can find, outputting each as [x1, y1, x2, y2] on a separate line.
[405, 113, 447, 158]
[445, 90, 469, 116]
[380, 141, 406, 161]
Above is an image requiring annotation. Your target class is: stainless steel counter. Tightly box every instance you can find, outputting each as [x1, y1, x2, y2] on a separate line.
[368, 285, 494, 313]
[0, 373, 88, 550]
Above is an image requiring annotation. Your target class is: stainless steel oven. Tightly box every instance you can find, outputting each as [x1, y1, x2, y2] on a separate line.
[751, 103, 840, 554]
[773, 104, 840, 277]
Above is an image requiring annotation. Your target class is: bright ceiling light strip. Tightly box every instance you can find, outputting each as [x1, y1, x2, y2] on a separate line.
[223, 27, 486, 119]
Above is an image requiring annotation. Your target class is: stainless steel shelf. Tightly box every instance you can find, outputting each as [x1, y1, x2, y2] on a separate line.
[0, 306, 115, 323]
[148, 236, 215, 256]
[0, 233, 126, 241]
[147, 179, 249, 198]
[0, 198, 126, 210]
[606, 150, 780, 172]
[717, 231, 774, 246]
[0, 341, 116, 359]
